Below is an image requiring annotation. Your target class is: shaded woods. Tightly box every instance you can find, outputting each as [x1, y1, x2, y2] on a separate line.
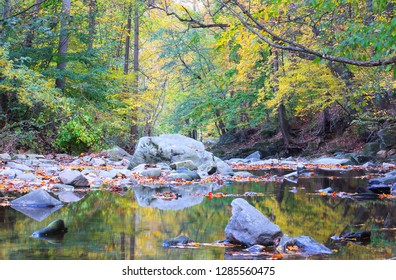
[0, 0, 395, 156]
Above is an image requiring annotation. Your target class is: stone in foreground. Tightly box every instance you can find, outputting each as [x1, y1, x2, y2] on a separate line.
[32, 219, 68, 238]
[277, 235, 333, 256]
[225, 198, 283, 246]
[10, 189, 62, 208]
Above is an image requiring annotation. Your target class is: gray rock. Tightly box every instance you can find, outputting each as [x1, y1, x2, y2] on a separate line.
[318, 187, 333, 193]
[168, 172, 193, 181]
[175, 168, 201, 180]
[99, 170, 119, 179]
[225, 198, 283, 246]
[311, 157, 351, 165]
[245, 151, 261, 160]
[105, 146, 132, 161]
[0, 153, 11, 161]
[163, 235, 192, 248]
[16, 173, 37, 181]
[12, 154, 27, 160]
[376, 150, 387, 159]
[32, 219, 67, 238]
[57, 191, 85, 203]
[26, 154, 45, 159]
[391, 183, 396, 196]
[128, 134, 231, 176]
[278, 235, 333, 256]
[233, 171, 255, 178]
[6, 162, 34, 171]
[378, 125, 396, 148]
[91, 158, 106, 166]
[363, 141, 381, 156]
[10, 189, 62, 207]
[59, 169, 90, 187]
[140, 168, 161, 177]
[215, 156, 234, 175]
[170, 160, 198, 170]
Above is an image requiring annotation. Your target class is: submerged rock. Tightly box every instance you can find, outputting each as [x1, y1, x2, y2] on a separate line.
[225, 198, 283, 246]
[32, 219, 68, 238]
[278, 235, 333, 256]
[163, 235, 193, 248]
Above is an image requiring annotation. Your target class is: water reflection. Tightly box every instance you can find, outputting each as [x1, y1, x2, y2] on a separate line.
[0, 176, 395, 260]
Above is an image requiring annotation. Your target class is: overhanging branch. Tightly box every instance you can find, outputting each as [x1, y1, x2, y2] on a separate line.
[218, 0, 396, 67]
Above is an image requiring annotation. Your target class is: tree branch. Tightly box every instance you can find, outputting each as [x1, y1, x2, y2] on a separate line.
[148, 3, 229, 29]
[218, 0, 396, 67]
[0, 0, 48, 23]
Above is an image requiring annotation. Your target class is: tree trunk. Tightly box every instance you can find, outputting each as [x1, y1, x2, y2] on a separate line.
[87, 0, 97, 51]
[130, 7, 139, 146]
[1, 0, 10, 43]
[273, 49, 292, 147]
[55, 0, 71, 91]
[123, 6, 131, 75]
[0, 92, 8, 129]
[24, 0, 42, 48]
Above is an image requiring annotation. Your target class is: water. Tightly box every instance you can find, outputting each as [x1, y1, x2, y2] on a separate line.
[0, 174, 395, 260]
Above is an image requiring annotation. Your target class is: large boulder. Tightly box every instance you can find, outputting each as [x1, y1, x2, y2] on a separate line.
[378, 125, 396, 148]
[128, 134, 231, 176]
[225, 198, 283, 246]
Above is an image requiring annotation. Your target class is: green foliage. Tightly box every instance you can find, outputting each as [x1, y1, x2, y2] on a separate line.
[56, 115, 104, 154]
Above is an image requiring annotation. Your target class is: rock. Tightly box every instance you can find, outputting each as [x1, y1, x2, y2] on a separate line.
[225, 198, 283, 246]
[278, 235, 332, 255]
[318, 187, 333, 194]
[105, 146, 132, 161]
[59, 169, 90, 187]
[163, 235, 193, 248]
[12, 154, 27, 160]
[26, 154, 45, 159]
[376, 150, 387, 159]
[173, 168, 201, 180]
[311, 157, 351, 165]
[378, 125, 396, 148]
[215, 156, 234, 175]
[10, 189, 62, 207]
[363, 141, 381, 156]
[91, 158, 106, 166]
[331, 231, 371, 242]
[16, 173, 37, 181]
[246, 244, 266, 253]
[32, 219, 67, 238]
[0, 153, 11, 161]
[245, 151, 261, 160]
[233, 171, 256, 178]
[128, 134, 231, 176]
[0, 168, 21, 179]
[57, 191, 85, 203]
[140, 168, 161, 177]
[170, 160, 198, 170]
[99, 170, 119, 179]
[387, 149, 396, 157]
[353, 154, 374, 165]
[368, 184, 391, 194]
[392, 183, 396, 196]
[6, 162, 33, 171]
[168, 172, 193, 181]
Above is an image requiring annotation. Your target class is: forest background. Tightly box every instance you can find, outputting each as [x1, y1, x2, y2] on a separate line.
[1, 0, 395, 158]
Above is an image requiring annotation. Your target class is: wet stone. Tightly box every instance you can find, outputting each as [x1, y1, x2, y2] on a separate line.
[163, 236, 193, 248]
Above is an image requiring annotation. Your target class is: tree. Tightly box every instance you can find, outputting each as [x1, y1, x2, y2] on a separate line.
[55, 0, 71, 91]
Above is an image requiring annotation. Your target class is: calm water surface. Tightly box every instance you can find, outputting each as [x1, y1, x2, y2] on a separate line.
[0, 173, 395, 260]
